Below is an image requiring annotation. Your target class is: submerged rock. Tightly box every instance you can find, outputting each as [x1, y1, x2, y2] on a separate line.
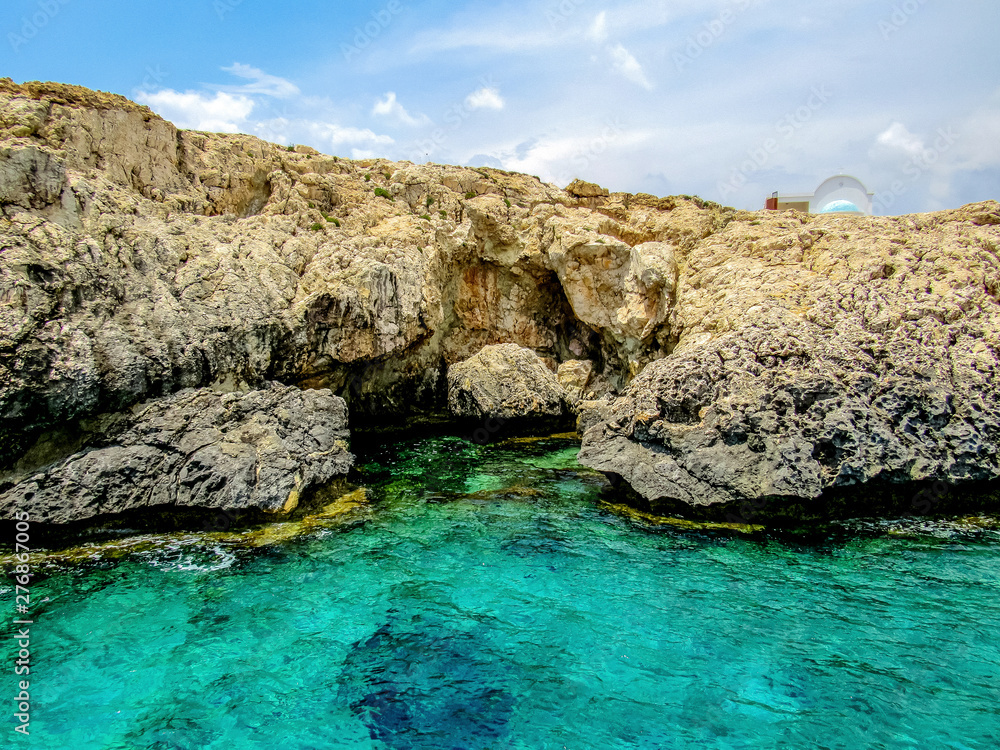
[447, 344, 568, 424]
[0, 385, 353, 524]
[338, 610, 516, 749]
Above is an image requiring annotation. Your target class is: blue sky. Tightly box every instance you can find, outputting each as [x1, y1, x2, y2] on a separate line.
[4, 0, 999, 214]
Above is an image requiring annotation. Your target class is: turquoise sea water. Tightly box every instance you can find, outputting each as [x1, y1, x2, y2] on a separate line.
[3, 434, 1000, 749]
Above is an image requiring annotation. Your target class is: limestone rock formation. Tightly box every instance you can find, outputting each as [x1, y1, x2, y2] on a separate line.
[1, 80, 999, 525]
[579, 203, 1000, 520]
[0, 385, 352, 525]
[447, 344, 567, 424]
[557, 359, 594, 403]
[566, 179, 610, 198]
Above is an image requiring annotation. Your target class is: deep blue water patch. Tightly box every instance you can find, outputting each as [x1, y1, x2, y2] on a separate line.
[3, 434, 1000, 748]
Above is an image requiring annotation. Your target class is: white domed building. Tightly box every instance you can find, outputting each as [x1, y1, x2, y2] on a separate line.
[764, 175, 874, 215]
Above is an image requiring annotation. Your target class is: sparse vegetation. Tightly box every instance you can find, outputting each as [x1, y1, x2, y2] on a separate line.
[425, 196, 435, 209]
[439, 210, 447, 219]
[420, 214, 431, 221]
[328, 218, 340, 226]
[287, 145, 295, 152]
[309, 223, 322, 231]
[374, 187, 393, 200]
[504, 198, 511, 208]
[364, 174, 371, 182]
[465, 191, 477, 200]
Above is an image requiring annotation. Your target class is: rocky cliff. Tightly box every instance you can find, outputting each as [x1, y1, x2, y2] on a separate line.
[1, 80, 998, 526]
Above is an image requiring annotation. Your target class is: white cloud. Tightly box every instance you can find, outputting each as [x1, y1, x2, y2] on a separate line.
[135, 89, 254, 132]
[410, 27, 554, 54]
[609, 43, 653, 90]
[498, 126, 654, 188]
[466, 87, 505, 111]
[588, 12, 608, 43]
[305, 121, 394, 149]
[217, 63, 300, 98]
[952, 99, 1000, 171]
[372, 92, 430, 126]
[249, 117, 292, 145]
[876, 122, 925, 156]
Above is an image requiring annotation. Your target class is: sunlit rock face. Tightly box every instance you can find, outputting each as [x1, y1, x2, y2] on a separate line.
[447, 343, 569, 425]
[579, 203, 1000, 520]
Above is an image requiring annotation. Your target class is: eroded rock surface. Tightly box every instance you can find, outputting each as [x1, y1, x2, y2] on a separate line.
[447, 344, 567, 424]
[0, 80, 733, 459]
[579, 204, 1000, 519]
[0, 385, 352, 525]
[1, 80, 999, 524]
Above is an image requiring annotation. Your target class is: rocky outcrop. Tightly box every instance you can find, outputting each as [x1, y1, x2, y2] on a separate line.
[566, 179, 610, 198]
[579, 203, 1000, 521]
[1, 80, 999, 525]
[0, 384, 352, 525]
[447, 344, 568, 425]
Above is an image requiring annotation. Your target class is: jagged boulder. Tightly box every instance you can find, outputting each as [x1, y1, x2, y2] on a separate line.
[447, 344, 568, 424]
[0, 385, 353, 525]
[565, 179, 609, 198]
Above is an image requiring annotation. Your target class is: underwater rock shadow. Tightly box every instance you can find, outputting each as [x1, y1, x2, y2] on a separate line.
[337, 610, 517, 749]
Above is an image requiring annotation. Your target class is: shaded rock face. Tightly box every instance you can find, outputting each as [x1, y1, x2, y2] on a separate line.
[579, 205, 1000, 520]
[447, 344, 568, 424]
[0, 385, 352, 525]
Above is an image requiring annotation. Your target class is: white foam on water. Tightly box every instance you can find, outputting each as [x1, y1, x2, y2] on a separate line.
[142, 543, 237, 573]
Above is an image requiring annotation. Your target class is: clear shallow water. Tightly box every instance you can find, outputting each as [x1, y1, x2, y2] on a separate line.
[4, 434, 1000, 749]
